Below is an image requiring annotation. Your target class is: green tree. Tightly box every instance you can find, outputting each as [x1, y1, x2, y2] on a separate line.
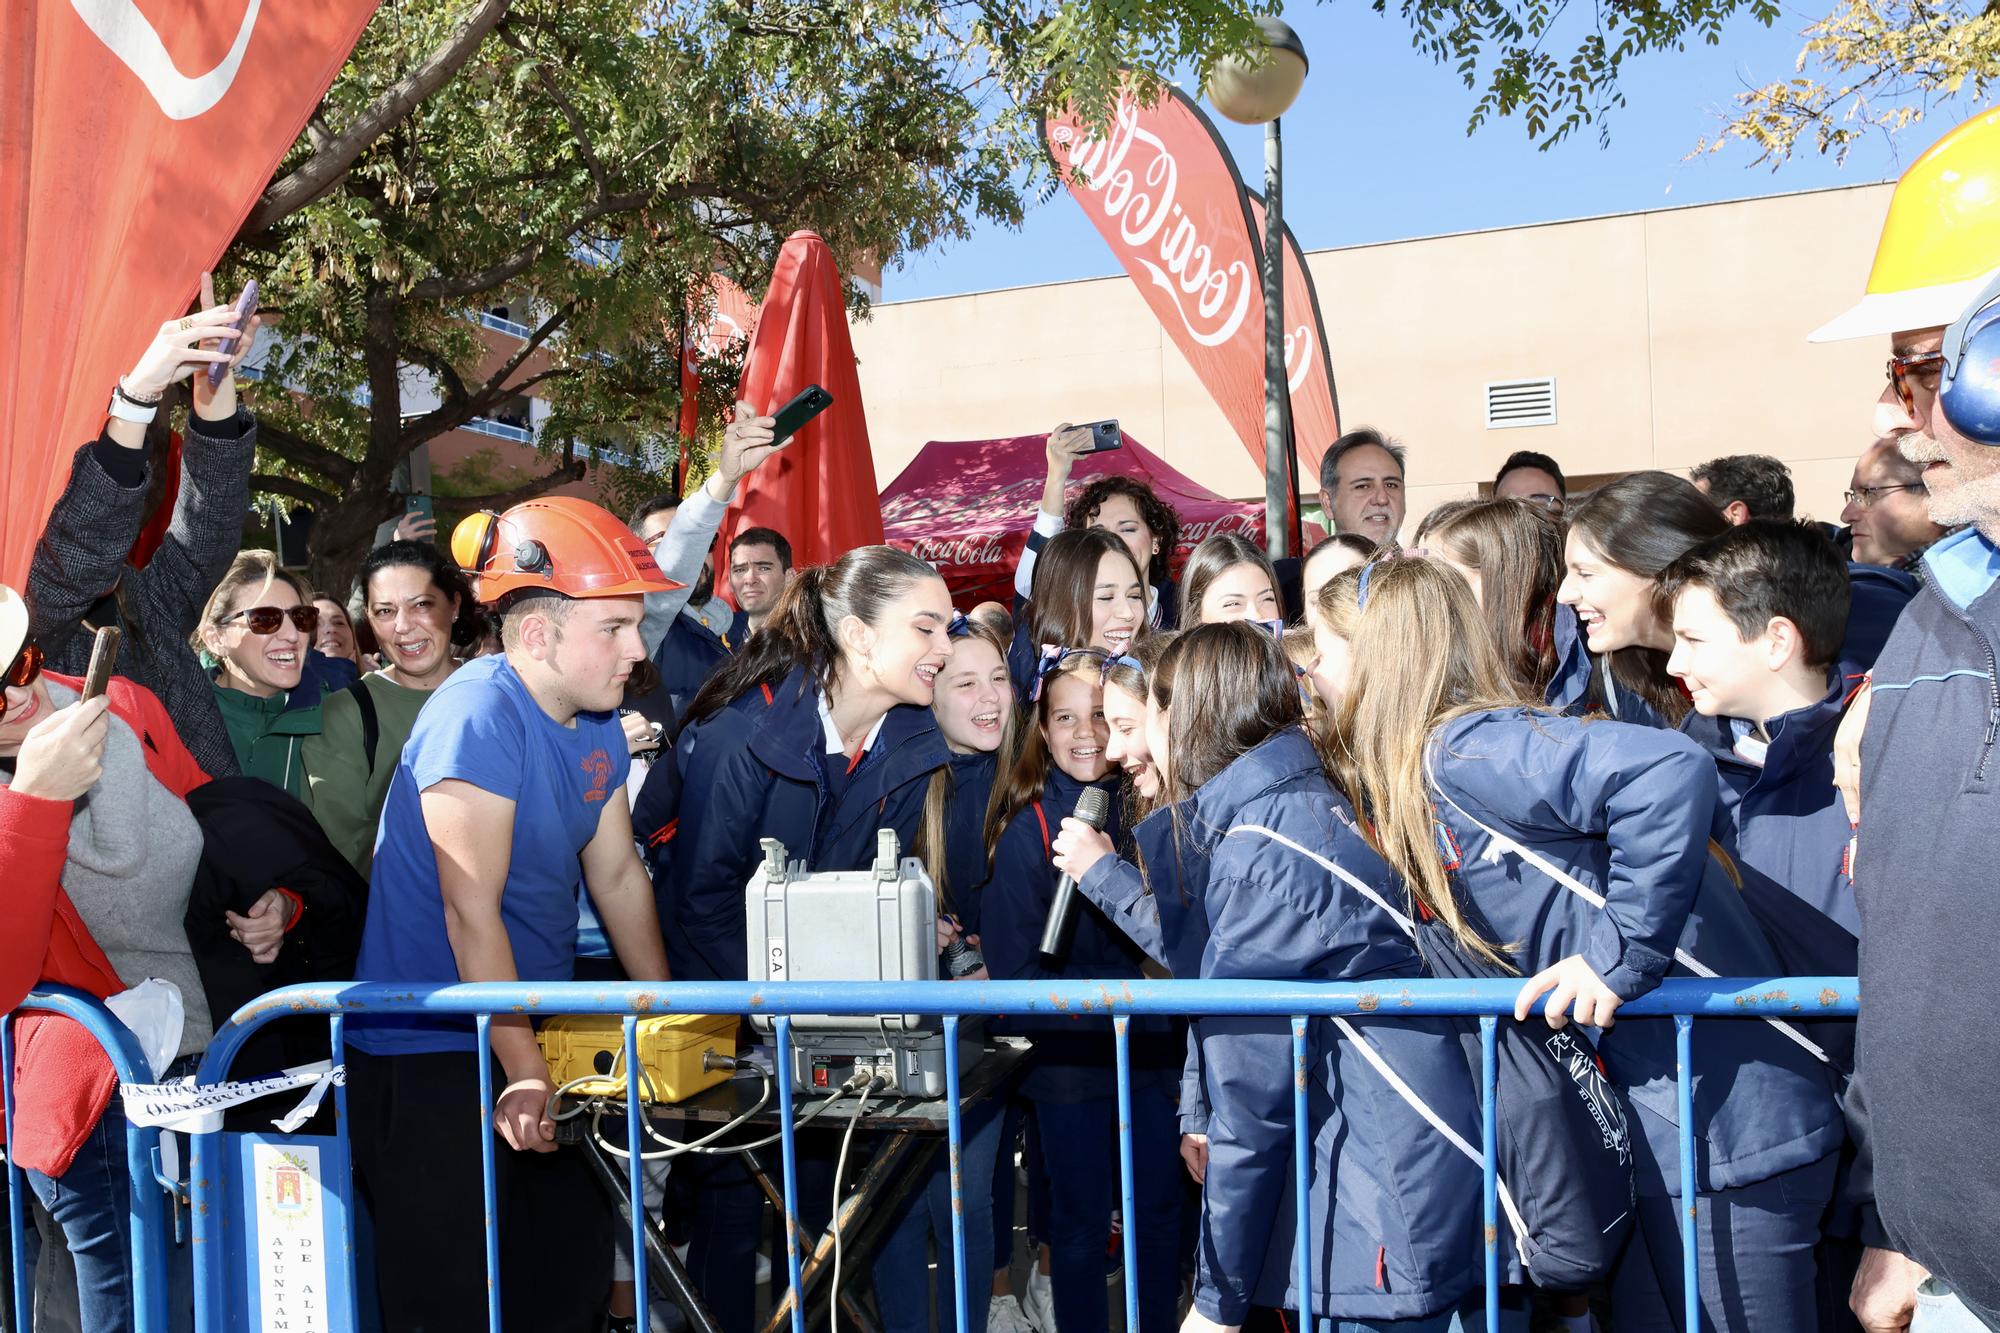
[227, 0, 1270, 593]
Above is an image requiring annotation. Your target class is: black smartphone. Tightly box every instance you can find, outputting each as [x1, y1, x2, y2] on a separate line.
[1078, 419, 1122, 452]
[769, 385, 833, 447]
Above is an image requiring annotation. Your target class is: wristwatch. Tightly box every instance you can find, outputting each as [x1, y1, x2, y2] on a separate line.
[108, 380, 161, 424]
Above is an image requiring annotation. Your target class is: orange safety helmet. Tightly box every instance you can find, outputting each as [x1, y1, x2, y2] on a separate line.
[450, 497, 682, 606]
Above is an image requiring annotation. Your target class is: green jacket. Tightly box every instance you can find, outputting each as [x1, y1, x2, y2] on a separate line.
[212, 683, 323, 802]
[303, 673, 435, 877]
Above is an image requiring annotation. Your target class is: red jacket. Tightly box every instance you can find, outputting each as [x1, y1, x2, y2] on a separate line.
[1, 674, 208, 1176]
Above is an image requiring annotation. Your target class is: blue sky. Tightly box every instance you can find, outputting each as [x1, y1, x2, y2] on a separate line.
[887, 3, 1969, 300]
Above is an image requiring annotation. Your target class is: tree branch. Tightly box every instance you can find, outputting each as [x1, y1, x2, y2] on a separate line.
[499, 27, 610, 195]
[252, 421, 360, 486]
[433, 458, 586, 511]
[402, 341, 472, 409]
[480, 302, 574, 397]
[406, 193, 648, 300]
[251, 474, 339, 508]
[237, 0, 513, 239]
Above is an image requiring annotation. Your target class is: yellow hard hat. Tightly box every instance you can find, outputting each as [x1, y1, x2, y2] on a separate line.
[1810, 107, 2000, 342]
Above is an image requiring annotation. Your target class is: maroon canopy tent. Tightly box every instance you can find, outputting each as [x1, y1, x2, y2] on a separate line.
[881, 430, 1272, 608]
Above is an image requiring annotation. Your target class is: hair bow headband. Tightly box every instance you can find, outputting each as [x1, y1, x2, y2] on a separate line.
[1031, 644, 1110, 701]
[1355, 547, 1427, 611]
[946, 610, 972, 638]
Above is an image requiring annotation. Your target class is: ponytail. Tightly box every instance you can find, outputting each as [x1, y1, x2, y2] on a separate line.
[684, 546, 939, 728]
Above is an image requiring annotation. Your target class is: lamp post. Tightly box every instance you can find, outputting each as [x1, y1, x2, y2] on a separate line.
[1206, 18, 1309, 559]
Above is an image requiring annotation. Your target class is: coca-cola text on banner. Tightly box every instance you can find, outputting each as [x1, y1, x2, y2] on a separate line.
[1038, 80, 1299, 517]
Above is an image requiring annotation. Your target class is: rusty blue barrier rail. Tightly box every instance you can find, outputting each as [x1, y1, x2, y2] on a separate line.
[11, 977, 1860, 1333]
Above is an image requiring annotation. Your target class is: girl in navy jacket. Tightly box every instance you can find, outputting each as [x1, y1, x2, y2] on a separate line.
[1313, 556, 1843, 1333]
[1056, 624, 1489, 1331]
[1557, 472, 1731, 728]
[1006, 527, 1148, 697]
[663, 545, 955, 1333]
[875, 607, 1016, 1333]
[980, 649, 1184, 1333]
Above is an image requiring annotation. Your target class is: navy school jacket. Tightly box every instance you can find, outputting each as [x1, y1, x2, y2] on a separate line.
[658, 665, 949, 982]
[650, 603, 749, 716]
[1545, 603, 1594, 715]
[1426, 708, 1843, 1194]
[979, 768, 1180, 1104]
[937, 751, 999, 937]
[1080, 729, 1486, 1324]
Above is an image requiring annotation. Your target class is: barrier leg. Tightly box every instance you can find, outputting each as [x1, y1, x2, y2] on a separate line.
[623, 1017, 651, 1333]
[1114, 1018, 1140, 1333]
[2, 1017, 29, 1333]
[1677, 1016, 1699, 1333]
[944, 1016, 969, 1333]
[774, 1017, 806, 1333]
[474, 1014, 503, 1333]
[1292, 1017, 1312, 1331]
[1480, 1016, 1498, 1333]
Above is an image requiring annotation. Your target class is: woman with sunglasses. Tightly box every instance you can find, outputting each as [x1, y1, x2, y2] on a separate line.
[0, 581, 230, 1332]
[193, 550, 343, 801]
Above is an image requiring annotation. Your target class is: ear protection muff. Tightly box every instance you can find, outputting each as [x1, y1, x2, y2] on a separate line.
[1939, 270, 2000, 444]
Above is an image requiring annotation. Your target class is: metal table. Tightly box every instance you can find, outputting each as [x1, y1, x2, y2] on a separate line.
[573, 1036, 1030, 1333]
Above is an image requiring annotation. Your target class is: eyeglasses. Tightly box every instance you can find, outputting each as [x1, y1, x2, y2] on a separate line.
[1, 639, 46, 721]
[219, 605, 320, 636]
[1886, 351, 1947, 416]
[1844, 484, 1926, 509]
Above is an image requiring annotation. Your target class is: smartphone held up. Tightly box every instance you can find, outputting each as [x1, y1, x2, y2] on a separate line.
[207, 280, 259, 387]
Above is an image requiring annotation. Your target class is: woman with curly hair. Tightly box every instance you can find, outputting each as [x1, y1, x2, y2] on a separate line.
[1014, 422, 1184, 628]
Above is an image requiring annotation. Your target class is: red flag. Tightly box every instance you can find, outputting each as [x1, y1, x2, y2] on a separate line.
[0, 0, 379, 584]
[1041, 84, 1282, 481]
[723, 231, 884, 571]
[1245, 191, 1341, 480]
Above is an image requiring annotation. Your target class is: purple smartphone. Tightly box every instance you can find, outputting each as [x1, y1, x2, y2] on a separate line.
[207, 280, 259, 387]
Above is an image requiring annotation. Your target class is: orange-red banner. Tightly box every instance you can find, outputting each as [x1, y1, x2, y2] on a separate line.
[1246, 190, 1341, 480]
[724, 231, 885, 572]
[0, 0, 380, 583]
[1042, 86, 1273, 476]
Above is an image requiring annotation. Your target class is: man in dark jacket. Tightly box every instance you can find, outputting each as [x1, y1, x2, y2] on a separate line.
[1810, 107, 2000, 1333]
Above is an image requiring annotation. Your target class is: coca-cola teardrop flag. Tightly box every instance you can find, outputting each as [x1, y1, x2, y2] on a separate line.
[0, 0, 381, 584]
[1245, 190, 1341, 479]
[1040, 82, 1337, 499]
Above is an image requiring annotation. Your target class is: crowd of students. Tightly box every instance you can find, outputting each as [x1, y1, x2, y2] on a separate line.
[7, 114, 2000, 1333]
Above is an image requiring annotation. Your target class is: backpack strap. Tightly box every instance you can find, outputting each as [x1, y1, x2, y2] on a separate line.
[344, 678, 382, 776]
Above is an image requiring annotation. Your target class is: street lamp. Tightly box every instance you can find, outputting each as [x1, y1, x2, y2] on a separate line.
[1206, 17, 1308, 559]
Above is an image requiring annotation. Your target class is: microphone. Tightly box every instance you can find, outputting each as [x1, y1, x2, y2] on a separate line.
[1039, 786, 1111, 964]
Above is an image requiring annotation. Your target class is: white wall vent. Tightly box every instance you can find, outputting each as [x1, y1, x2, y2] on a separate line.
[1485, 377, 1557, 429]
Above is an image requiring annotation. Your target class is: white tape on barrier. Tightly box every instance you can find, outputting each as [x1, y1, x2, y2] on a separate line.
[121, 1061, 344, 1135]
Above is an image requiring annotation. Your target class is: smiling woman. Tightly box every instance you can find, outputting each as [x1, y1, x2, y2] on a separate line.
[658, 544, 957, 1324]
[194, 549, 337, 800]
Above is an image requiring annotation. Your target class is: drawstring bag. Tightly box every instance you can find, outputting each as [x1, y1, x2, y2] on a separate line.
[1414, 914, 1637, 1291]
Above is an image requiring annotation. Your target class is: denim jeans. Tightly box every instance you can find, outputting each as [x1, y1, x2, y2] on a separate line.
[22, 1101, 192, 1333]
[1030, 1085, 1183, 1333]
[872, 1102, 1004, 1333]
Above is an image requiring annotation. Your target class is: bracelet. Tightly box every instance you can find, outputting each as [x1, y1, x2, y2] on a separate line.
[114, 378, 164, 408]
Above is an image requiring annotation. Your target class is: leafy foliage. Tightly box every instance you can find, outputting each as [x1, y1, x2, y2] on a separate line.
[1693, 0, 2000, 166]
[232, 0, 1270, 591]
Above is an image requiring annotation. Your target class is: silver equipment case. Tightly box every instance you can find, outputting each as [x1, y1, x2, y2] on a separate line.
[745, 829, 983, 1098]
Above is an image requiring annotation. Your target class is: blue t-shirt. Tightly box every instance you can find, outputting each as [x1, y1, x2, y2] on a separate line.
[350, 654, 631, 1054]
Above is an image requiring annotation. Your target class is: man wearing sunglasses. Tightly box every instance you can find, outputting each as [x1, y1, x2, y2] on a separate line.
[1809, 108, 2000, 1333]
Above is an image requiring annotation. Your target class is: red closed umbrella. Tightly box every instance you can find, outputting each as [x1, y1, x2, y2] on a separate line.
[721, 232, 884, 574]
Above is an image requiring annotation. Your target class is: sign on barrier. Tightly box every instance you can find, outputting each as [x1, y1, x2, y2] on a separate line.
[226, 1133, 357, 1333]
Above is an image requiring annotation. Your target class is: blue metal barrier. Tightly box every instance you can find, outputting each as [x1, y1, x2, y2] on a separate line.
[3, 985, 175, 1333]
[15, 977, 1859, 1332]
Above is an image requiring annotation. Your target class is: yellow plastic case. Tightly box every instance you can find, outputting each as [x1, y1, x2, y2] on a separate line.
[537, 1013, 738, 1103]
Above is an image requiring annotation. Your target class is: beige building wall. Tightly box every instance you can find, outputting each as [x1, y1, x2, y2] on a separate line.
[852, 181, 1897, 533]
